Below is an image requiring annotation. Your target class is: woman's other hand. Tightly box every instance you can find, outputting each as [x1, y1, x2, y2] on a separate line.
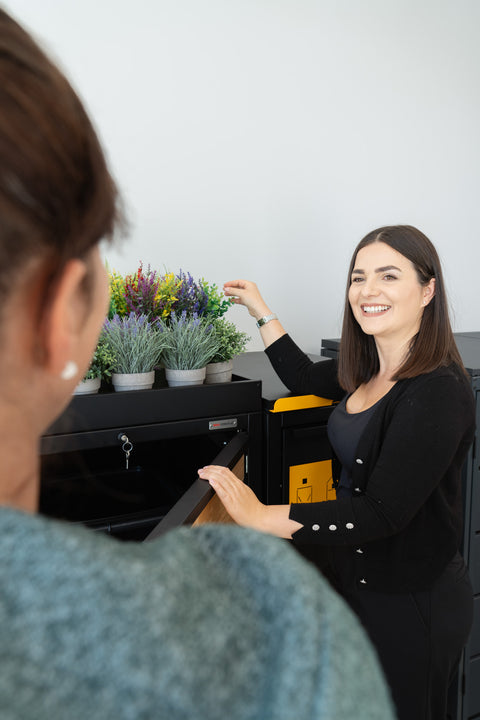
[223, 280, 271, 321]
[197, 465, 303, 539]
[198, 465, 267, 529]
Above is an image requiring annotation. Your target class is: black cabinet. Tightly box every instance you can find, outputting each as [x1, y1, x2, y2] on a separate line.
[233, 352, 336, 506]
[451, 333, 480, 720]
[40, 377, 262, 541]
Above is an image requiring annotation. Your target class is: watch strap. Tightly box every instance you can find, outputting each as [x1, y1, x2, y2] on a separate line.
[256, 313, 278, 328]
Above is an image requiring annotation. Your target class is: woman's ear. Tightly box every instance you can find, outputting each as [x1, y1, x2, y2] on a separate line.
[39, 259, 89, 378]
[423, 278, 435, 306]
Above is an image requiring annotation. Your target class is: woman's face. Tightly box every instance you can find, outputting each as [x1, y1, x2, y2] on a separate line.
[348, 241, 434, 342]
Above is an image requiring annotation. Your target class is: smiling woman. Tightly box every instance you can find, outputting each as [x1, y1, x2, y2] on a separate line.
[199, 225, 475, 720]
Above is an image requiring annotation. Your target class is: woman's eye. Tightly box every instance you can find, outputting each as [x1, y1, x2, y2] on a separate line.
[383, 274, 397, 281]
[351, 276, 364, 283]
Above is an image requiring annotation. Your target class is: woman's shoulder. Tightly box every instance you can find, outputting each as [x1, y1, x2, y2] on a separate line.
[403, 363, 472, 392]
[391, 363, 474, 420]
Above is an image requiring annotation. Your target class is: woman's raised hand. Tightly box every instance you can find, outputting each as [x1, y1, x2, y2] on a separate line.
[223, 279, 286, 349]
[223, 280, 271, 321]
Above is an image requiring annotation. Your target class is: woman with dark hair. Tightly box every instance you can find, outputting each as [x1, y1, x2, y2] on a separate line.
[199, 225, 475, 720]
[0, 8, 396, 720]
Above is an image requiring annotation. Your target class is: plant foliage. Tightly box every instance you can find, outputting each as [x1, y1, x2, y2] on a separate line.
[102, 313, 171, 373]
[83, 337, 117, 380]
[200, 279, 234, 320]
[159, 311, 220, 370]
[209, 318, 250, 363]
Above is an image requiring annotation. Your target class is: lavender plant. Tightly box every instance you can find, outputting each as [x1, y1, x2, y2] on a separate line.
[160, 311, 220, 370]
[171, 270, 209, 317]
[102, 313, 171, 374]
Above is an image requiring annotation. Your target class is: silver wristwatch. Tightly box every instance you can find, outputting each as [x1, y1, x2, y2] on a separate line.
[256, 313, 278, 328]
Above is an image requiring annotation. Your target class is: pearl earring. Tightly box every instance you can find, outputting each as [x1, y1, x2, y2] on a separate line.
[60, 361, 78, 380]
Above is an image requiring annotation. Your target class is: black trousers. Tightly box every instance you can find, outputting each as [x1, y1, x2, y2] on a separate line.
[336, 553, 473, 720]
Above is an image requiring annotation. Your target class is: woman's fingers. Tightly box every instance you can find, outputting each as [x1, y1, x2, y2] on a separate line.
[223, 280, 270, 319]
[223, 280, 251, 304]
[197, 465, 266, 530]
[198, 465, 245, 501]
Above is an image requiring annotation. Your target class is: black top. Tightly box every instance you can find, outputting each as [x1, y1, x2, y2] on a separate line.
[265, 334, 475, 593]
[328, 395, 381, 498]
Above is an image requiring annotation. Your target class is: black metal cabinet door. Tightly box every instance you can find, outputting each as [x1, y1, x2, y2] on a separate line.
[145, 432, 248, 540]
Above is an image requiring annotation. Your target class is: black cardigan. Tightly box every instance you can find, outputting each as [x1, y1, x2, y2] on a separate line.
[265, 334, 475, 593]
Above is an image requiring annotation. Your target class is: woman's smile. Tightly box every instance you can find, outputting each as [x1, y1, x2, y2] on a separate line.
[361, 304, 391, 315]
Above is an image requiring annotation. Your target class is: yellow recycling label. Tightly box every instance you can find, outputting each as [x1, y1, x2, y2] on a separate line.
[289, 460, 336, 503]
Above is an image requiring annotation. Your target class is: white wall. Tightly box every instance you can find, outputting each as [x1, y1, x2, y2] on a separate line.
[6, 0, 480, 353]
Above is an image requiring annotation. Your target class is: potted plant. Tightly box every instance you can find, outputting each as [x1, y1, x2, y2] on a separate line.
[159, 311, 220, 387]
[102, 312, 171, 392]
[205, 318, 250, 384]
[75, 337, 117, 394]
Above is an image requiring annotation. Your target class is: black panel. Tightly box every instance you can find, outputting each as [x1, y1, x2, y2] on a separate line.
[470, 596, 480, 657]
[467, 656, 480, 719]
[145, 432, 248, 540]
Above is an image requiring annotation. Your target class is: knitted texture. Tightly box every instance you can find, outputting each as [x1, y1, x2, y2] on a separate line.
[0, 508, 395, 719]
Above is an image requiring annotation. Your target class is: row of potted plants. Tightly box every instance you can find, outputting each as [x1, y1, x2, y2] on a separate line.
[77, 265, 250, 393]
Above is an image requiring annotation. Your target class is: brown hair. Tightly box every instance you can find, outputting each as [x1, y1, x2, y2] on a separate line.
[338, 225, 464, 392]
[0, 9, 119, 303]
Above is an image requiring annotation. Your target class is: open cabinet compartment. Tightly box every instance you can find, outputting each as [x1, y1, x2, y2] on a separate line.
[40, 378, 262, 541]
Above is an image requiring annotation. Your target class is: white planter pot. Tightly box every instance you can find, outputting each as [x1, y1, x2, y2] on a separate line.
[165, 367, 206, 387]
[205, 360, 233, 384]
[112, 371, 155, 392]
[74, 377, 101, 395]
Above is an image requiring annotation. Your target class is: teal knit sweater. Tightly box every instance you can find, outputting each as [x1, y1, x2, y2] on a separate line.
[0, 508, 395, 719]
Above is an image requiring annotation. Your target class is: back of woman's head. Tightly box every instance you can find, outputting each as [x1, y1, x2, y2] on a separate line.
[338, 225, 464, 391]
[0, 9, 118, 302]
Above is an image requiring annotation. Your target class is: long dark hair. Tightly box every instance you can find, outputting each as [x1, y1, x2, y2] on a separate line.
[338, 225, 464, 392]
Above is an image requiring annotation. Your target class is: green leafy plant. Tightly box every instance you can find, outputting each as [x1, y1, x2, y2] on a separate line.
[83, 337, 117, 381]
[200, 279, 234, 320]
[159, 311, 220, 370]
[209, 318, 250, 363]
[102, 313, 171, 374]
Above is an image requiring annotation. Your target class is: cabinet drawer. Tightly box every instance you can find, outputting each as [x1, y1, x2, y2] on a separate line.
[146, 432, 247, 539]
[40, 417, 249, 541]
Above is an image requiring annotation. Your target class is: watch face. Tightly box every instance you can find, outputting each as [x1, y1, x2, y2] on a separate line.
[257, 314, 276, 328]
